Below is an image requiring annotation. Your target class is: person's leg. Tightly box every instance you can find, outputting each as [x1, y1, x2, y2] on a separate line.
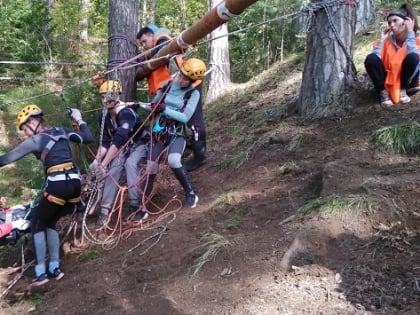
[364, 53, 387, 92]
[126, 143, 148, 209]
[168, 137, 198, 208]
[185, 84, 208, 172]
[31, 196, 58, 285]
[97, 151, 126, 228]
[43, 179, 80, 280]
[401, 52, 420, 90]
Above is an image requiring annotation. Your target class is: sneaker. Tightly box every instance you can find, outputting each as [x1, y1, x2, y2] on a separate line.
[133, 209, 149, 223]
[380, 90, 393, 107]
[31, 273, 49, 287]
[48, 268, 64, 281]
[184, 193, 199, 208]
[95, 214, 107, 231]
[400, 89, 411, 103]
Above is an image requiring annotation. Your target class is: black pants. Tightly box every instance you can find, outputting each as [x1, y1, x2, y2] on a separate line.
[364, 52, 420, 92]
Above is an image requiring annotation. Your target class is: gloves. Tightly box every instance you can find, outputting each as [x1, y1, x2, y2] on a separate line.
[151, 102, 165, 113]
[89, 159, 99, 172]
[12, 219, 30, 231]
[70, 108, 85, 125]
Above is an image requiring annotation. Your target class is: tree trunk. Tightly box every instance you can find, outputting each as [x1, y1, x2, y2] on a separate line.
[108, 0, 139, 102]
[298, 0, 356, 116]
[205, 0, 231, 104]
[355, 0, 375, 35]
[79, 0, 90, 42]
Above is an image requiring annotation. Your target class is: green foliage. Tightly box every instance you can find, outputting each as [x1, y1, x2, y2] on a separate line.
[288, 134, 303, 151]
[191, 230, 229, 276]
[0, 0, 49, 76]
[229, 0, 305, 82]
[372, 121, 420, 153]
[78, 249, 102, 262]
[299, 195, 375, 216]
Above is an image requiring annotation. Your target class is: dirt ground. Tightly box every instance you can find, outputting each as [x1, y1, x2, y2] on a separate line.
[1, 68, 420, 315]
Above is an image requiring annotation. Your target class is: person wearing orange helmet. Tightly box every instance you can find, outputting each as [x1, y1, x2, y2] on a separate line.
[138, 58, 207, 211]
[90, 80, 149, 229]
[0, 104, 93, 286]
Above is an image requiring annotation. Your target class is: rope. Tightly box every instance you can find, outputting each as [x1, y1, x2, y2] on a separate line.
[0, 61, 104, 67]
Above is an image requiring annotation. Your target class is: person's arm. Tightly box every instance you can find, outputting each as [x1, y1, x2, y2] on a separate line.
[150, 36, 170, 57]
[163, 89, 200, 124]
[0, 136, 42, 167]
[405, 17, 417, 54]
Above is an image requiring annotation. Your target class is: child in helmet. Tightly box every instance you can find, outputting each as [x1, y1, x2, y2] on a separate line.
[0, 104, 93, 286]
[139, 58, 207, 210]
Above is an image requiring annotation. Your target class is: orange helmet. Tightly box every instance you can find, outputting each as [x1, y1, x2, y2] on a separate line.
[99, 80, 122, 94]
[180, 58, 207, 81]
[17, 104, 43, 130]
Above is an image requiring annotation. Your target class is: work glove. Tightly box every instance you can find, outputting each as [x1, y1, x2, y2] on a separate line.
[12, 219, 30, 231]
[70, 108, 85, 125]
[151, 102, 165, 113]
[89, 159, 99, 172]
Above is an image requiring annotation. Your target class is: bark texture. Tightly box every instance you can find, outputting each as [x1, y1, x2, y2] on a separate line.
[108, 0, 139, 102]
[298, 0, 356, 116]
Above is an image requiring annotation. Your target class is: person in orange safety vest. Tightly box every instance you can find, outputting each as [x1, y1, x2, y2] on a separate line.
[365, 4, 420, 108]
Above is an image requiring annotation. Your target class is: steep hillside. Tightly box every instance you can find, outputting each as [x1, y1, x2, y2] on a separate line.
[3, 59, 420, 315]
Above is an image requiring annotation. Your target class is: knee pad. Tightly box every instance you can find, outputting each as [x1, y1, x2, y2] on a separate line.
[168, 153, 182, 169]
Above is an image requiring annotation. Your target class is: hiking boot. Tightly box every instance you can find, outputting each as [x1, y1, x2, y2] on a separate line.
[133, 209, 149, 223]
[48, 268, 64, 281]
[184, 193, 199, 208]
[185, 156, 207, 172]
[95, 214, 107, 231]
[31, 273, 49, 287]
[380, 90, 393, 107]
[400, 89, 411, 103]
[407, 86, 420, 96]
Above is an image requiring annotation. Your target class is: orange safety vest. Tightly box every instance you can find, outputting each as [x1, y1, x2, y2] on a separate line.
[376, 37, 420, 103]
[147, 34, 175, 96]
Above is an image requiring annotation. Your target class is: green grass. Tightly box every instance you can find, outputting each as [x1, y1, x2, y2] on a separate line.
[191, 231, 229, 276]
[77, 249, 102, 262]
[372, 121, 420, 153]
[288, 134, 304, 151]
[299, 195, 375, 216]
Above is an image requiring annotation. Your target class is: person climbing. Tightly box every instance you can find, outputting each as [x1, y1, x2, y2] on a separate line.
[365, 3, 420, 108]
[0, 104, 93, 286]
[138, 58, 207, 210]
[136, 25, 208, 172]
[136, 24, 177, 97]
[89, 80, 149, 230]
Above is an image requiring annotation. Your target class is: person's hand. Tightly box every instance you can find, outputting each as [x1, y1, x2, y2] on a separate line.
[89, 159, 99, 172]
[70, 108, 85, 125]
[151, 102, 165, 113]
[12, 219, 30, 231]
[95, 165, 108, 181]
[404, 17, 414, 32]
[92, 71, 105, 86]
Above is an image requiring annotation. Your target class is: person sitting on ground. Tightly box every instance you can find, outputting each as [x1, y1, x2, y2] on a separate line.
[138, 58, 207, 210]
[89, 80, 149, 230]
[0, 104, 93, 286]
[365, 3, 420, 108]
